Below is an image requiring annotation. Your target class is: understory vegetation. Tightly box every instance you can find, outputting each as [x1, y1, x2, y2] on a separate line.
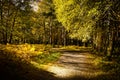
[0, 44, 120, 80]
[0, 44, 61, 64]
[93, 53, 120, 76]
[0, 44, 60, 80]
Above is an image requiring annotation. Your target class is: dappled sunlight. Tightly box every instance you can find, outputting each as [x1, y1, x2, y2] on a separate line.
[53, 46, 92, 53]
[2, 44, 52, 57]
[39, 63, 105, 79]
[28, 46, 105, 79]
[0, 0, 119, 79]
[36, 48, 105, 79]
[30, 61, 41, 68]
[0, 44, 118, 80]
[30, 60, 78, 78]
[45, 65, 79, 77]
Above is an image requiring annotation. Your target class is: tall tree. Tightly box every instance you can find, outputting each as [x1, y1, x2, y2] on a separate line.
[53, 0, 120, 56]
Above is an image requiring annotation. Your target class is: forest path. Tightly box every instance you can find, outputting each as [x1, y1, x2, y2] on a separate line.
[42, 48, 103, 79]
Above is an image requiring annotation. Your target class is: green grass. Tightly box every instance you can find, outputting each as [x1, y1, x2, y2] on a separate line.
[31, 52, 60, 64]
[0, 44, 61, 80]
[1, 44, 120, 80]
[0, 44, 61, 65]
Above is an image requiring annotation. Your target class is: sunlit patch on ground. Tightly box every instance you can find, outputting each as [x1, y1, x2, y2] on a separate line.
[0, 44, 111, 79]
[46, 65, 76, 77]
[40, 64, 105, 79]
[38, 49, 105, 79]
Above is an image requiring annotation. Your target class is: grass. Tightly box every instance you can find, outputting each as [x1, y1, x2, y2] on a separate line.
[61, 45, 91, 50]
[0, 44, 61, 80]
[31, 52, 60, 64]
[92, 54, 120, 77]
[0, 44, 120, 80]
[56, 45, 92, 53]
[0, 44, 60, 63]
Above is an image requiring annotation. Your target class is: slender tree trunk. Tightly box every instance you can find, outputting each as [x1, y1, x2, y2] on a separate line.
[43, 19, 46, 44]
[49, 17, 52, 45]
[63, 31, 66, 46]
[0, 0, 4, 44]
[49, 25, 52, 44]
[9, 13, 17, 43]
[61, 27, 66, 46]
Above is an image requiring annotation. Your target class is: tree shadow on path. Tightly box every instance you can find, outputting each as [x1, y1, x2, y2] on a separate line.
[48, 48, 120, 80]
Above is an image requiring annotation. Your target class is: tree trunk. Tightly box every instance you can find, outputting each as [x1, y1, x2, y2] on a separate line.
[43, 19, 46, 44]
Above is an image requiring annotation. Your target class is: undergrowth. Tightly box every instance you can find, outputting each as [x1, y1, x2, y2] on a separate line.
[93, 55, 120, 74]
[31, 52, 60, 64]
[0, 44, 61, 80]
[0, 44, 60, 64]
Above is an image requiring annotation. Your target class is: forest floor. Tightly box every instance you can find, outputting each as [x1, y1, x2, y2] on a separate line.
[40, 47, 120, 80]
[0, 44, 120, 80]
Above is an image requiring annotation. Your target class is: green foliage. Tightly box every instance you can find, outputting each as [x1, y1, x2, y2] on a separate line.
[61, 45, 92, 51]
[93, 56, 120, 74]
[0, 44, 61, 79]
[0, 44, 60, 64]
[53, 0, 100, 41]
[0, 44, 57, 80]
[31, 52, 60, 64]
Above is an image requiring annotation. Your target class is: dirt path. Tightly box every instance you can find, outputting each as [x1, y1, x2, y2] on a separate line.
[43, 48, 103, 79]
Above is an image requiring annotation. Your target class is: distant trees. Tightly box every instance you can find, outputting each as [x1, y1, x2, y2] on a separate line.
[0, 0, 70, 46]
[30, 0, 68, 45]
[0, 0, 32, 44]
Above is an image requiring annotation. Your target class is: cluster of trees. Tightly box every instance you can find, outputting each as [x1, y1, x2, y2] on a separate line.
[0, 0, 32, 44]
[0, 0, 75, 46]
[0, 0, 119, 56]
[53, 0, 120, 56]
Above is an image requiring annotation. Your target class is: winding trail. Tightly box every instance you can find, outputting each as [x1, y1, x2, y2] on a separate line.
[42, 48, 103, 79]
